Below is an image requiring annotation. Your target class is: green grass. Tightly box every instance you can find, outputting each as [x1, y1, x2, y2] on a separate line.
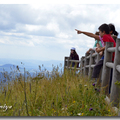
[0, 65, 117, 116]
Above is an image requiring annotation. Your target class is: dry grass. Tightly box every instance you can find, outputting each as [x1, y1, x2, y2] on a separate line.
[0, 65, 117, 116]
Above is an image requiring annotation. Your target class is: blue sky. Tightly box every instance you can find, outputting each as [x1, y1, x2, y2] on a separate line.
[0, 2, 120, 61]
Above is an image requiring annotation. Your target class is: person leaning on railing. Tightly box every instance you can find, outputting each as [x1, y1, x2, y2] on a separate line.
[75, 23, 116, 86]
[69, 47, 79, 68]
[86, 42, 103, 64]
[108, 23, 119, 93]
[86, 31, 103, 56]
[108, 23, 118, 42]
[93, 32, 102, 47]
[86, 42, 103, 55]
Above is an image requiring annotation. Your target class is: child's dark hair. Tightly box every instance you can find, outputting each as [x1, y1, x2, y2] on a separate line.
[94, 31, 99, 41]
[95, 31, 99, 35]
[108, 23, 119, 36]
[98, 23, 109, 34]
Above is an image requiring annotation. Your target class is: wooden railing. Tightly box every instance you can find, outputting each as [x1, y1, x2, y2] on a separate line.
[64, 57, 81, 70]
[64, 38, 120, 114]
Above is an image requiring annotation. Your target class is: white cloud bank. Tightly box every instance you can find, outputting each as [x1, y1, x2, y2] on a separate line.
[0, 4, 120, 61]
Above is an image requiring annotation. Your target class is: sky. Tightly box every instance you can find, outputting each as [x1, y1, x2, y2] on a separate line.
[0, 1, 120, 62]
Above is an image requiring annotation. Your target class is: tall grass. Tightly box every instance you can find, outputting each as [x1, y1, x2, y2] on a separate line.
[0, 64, 117, 116]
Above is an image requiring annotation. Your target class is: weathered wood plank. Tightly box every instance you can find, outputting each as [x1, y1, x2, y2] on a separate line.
[88, 50, 94, 77]
[92, 52, 97, 57]
[106, 62, 114, 68]
[86, 55, 90, 59]
[67, 60, 81, 63]
[116, 65, 120, 73]
[84, 53, 88, 76]
[80, 56, 84, 74]
[96, 53, 102, 64]
[110, 38, 120, 107]
[85, 65, 90, 68]
[65, 66, 80, 70]
[101, 42, 113, 96]
[107, 47, 115, 52]
[91, 64, 95, 68]
[118, 46, 120, 52]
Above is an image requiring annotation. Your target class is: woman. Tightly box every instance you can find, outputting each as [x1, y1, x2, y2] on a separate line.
[109, 23, 118, 36]
[69, 47, 79, 68]
[108, 23, 119, 42]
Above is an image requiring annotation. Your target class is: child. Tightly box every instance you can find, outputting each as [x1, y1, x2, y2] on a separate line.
[86, 42, 103, 64]
[93, 31, 102, 48]
[86, 42, 102, 54]
[75, 23, 116, 84]
[86, 31, 102, 55]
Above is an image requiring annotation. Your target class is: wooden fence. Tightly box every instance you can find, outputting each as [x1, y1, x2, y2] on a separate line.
[64, 38, 120, 114]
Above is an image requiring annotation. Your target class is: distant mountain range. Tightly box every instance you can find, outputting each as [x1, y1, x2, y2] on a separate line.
[0, 60, 64, 84]
[0, 64, 21, 68]
[0, 59, 64, 73]
[0, 64, 22, 72]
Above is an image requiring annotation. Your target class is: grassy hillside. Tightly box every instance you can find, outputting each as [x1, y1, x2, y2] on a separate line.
[0, 65, 117, 116]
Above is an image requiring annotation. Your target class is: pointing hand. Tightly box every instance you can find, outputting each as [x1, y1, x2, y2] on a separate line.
[75, 29, 82, 34]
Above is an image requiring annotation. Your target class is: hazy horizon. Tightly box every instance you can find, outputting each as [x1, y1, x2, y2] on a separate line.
[0, 58, 64, 73]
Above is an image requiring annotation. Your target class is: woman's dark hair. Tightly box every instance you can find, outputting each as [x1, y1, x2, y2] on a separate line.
[98, 23, 109, 34]
[70, 50, 78, 58]
[108, 23, 119, 36]
[111, 35, 117, 42]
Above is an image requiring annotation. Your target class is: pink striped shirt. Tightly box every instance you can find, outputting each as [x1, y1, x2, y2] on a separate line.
[99, 35, 104, 47]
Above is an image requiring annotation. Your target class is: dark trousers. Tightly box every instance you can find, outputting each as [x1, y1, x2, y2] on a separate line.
[72, 62, 75, 67]
[92, 59, 103, 78]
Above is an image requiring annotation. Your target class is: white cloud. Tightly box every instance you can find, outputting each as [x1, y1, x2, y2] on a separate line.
[25, 24, 41, 31]
[1, 31, 25, 36]
[0, 4, 120, 61]
[46, 22, 59, 32]
[28, 41, 35, 46]
[69, 5, 88, 17]
[56, 33, 72, 39]
[0, 39, 5, 44]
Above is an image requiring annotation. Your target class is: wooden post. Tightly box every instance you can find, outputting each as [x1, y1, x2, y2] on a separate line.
[97, 53, 103, 86]
[88, 50, 94, 78]
[64, 57, 66, 72]
[97, 66, 103, 87]
[87, 54, 90, 76]
[83, 55, 86, 76]
[80, 56, 84, 74]
[101, 42, 113, 96]
[84, 53, 89, 76]
[110, 38, 120, 107]
[83, 57, 85, 75]
[67, 57, 70, 69]
[64, 57, 67, 70]
[64, 57, 69, 72]
[96, 53, 101, 64]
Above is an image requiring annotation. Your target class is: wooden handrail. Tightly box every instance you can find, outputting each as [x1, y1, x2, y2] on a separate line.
[64, 38, 120, 115]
